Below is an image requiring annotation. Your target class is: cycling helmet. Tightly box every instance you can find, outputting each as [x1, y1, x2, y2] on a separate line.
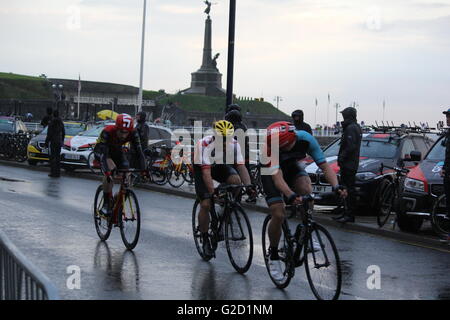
[214, 120, 234, 137]
[226, 103, 241, 113]
[116, 113, 134, 132]
[266, 121, 296, 149]
[225, 109, 242, 124]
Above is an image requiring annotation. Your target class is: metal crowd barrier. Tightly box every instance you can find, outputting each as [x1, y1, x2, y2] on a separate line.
[0, 230, 59, 300]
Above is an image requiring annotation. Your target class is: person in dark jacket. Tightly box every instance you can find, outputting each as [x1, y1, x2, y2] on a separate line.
[45, 110, 65, 177]
[225, 104, 257, 202]
[41, 107, 53, 128]
[135, 111, 150, 152]
[291, 109, 313, 134]
[334, 107, 362, 223]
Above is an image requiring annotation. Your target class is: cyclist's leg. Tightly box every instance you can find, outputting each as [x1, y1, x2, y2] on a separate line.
[100, 158, 116, 215]
[193, 164, 213, 234]
[261, 175, 285, 254]
[218, 165, 241, 198]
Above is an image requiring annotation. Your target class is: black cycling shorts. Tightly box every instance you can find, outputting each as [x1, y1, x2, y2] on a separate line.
[94, 148, 130, 172]
[262, 159, 309, 206]
[194, 164, 238, 201]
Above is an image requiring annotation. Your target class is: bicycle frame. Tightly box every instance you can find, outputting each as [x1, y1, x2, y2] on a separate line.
[285, 196, 332, 269]
[110, 170, 138, 225]
[210, 185, 251, 243]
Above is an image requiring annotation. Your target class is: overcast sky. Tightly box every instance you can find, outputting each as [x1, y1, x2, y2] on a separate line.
[1, 0, 449, 126]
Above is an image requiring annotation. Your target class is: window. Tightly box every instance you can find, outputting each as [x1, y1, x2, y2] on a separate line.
[401, 138, 416, 159]
[412, 137, 428, 155]
[149, 127, 161, 140]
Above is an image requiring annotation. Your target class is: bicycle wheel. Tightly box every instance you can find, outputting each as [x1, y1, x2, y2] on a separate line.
[87, 151, 102, 175]
[167, 162, 185, 188]
[192, 199, 215, 261]
[377, 180, 395, 227]
[119, 190, 141, 250]
[149, 159, 168, 185]
[93, 185, 113, 241]
[224, 206, 253, 274]
[431, 194, 450, 236]
[182, 164, 194, 184]
[304, 223, 342, 300]
[261, 215, 294, 289]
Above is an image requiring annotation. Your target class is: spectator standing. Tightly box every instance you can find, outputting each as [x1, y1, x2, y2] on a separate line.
[225, 104, 256, 202]
[45, 110, 65, 178]
[333, 107, 362, 223]
[291, 109, 313, 134]
[135, 111, 150, 152]
[41, 107, 53, 128]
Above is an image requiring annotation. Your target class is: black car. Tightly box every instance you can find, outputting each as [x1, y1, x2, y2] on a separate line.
[305, 130, 435, 214]
[398, 134, 445, 232]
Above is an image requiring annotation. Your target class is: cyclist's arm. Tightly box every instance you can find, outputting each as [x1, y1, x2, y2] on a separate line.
[271, 169, 296, 198]
[201, 167, 215, 195]
[318, 162, 339, 188]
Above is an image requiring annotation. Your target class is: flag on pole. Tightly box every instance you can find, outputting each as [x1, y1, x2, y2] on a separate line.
[315, 98, 318, 107]
[328, 93, 330, 104]
[78, 74, 81, 93]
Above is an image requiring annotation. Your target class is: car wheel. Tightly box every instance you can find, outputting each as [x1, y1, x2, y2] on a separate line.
[396, 211, 424, 233]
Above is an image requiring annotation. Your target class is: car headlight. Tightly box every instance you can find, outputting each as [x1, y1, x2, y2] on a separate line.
[356, 172, 377, 181]
[404, 178, 425, 193]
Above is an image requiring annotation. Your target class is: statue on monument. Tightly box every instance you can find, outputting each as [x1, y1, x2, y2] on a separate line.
[212, 53, 220, 70]
[204, 1, 212, 16]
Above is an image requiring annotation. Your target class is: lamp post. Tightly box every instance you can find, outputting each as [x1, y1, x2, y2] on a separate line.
[226, 0, 237, 109]
[138, 0, 147, 113]
[51, 83, 65, 117]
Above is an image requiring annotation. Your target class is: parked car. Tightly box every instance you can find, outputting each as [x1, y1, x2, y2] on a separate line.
[60, 123, 110, 171]
[60, 122, 176, 171]
[398, 134, 445, 232]
[305, 130, 435, 214]
[27, 121, 90, 165]
[0, 116, 28, 134]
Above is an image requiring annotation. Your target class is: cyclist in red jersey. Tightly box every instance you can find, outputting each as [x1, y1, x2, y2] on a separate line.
[94, 113, 145, 216]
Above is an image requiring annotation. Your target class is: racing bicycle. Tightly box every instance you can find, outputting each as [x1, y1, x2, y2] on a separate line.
[378, 164, 410, 228]
[93, 168, 142, 250]
[262, 192, 342, 300]
[192, 184, 254, 274]
[431, 194, 450, 237]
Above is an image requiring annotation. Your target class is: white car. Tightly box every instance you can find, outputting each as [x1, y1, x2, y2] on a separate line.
[61, 123, 112, 170]
[61, 122, 177, 171]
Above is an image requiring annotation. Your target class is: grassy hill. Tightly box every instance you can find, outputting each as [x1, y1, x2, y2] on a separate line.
[143, 90, 286, 116]
[0, 72, 286, 116]
[0, 72, 52, 99]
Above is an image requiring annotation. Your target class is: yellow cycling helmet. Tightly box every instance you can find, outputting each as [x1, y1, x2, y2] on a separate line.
[214, 120, 234, 137]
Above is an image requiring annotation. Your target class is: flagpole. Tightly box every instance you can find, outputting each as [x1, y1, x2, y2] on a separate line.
[327, 93, 330, 128]
[77, 74, 81, 120]
[138, 0, 147, 113]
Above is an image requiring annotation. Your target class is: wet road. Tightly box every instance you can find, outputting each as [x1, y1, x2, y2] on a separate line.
[0, 165, 449, 300]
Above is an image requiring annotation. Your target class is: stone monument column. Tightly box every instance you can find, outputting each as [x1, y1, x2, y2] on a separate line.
[182, 3, 225, 97]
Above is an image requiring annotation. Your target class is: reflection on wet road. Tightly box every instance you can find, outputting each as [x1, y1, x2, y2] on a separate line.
[0, 165, 449, 300]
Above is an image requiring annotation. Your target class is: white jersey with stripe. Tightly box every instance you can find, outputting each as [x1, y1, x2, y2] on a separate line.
[194, 135, 244, 168]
